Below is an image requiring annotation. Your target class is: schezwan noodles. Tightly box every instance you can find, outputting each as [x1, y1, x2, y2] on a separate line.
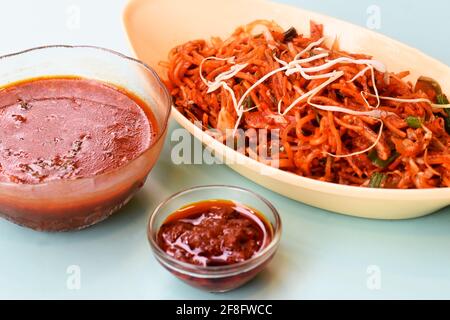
[163, 20, 450, 189]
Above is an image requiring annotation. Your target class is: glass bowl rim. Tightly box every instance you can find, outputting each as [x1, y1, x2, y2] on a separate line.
[0, 44, 172, 188]
[148, 184, 282, 277]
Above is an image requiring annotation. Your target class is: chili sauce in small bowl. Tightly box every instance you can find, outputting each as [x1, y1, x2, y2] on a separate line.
[148, 185, 282, 292]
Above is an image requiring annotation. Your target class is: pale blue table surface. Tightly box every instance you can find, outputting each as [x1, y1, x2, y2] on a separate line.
[0, 0, 449, 299]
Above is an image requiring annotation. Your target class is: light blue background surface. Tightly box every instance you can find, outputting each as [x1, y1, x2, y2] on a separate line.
[0, 0, 449, 299]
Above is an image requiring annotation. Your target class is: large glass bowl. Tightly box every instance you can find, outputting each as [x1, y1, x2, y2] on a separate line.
[0, 45, 171, 231]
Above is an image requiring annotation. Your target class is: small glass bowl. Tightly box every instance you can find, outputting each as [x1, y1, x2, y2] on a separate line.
[0, 45, 171, 231]
[147, 185, 282, 292]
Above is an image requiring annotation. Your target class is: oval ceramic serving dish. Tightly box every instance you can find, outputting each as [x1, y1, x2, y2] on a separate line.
[123, 0, 450, 219]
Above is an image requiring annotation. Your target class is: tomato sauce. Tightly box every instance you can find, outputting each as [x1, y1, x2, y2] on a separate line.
[157, 200, 273, 267]
[0, 77, 156, 184]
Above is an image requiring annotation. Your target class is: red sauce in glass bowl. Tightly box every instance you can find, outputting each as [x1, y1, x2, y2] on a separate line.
[0, 76, 163, 231]
[0, 77, 156, 184]
[157, 200, 273, 267]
